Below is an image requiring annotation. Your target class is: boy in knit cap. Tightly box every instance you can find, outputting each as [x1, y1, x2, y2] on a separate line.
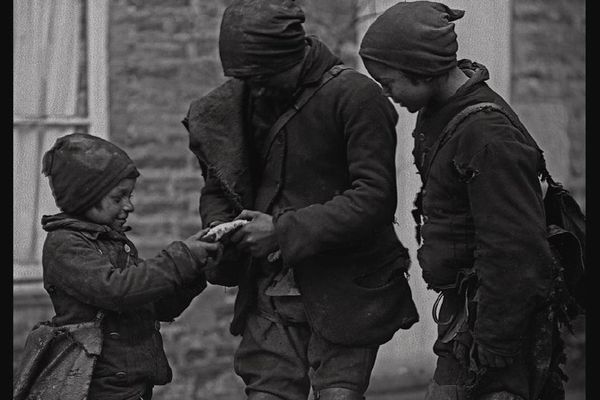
[16, 133, 221, 400]
[360, 2, 567, 400]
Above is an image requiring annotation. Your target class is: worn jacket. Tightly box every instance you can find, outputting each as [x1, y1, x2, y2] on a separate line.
[185, 37, 418, 346]
[41, 213, 206, 400]
[413, 60, 555, 356]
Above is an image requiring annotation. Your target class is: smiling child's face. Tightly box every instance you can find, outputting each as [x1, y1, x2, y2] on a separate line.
[84, 178, 136, 231]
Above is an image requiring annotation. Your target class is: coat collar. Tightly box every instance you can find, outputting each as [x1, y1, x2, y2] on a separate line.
[185, 79, 254, 211]
[184, 37, 343, 210]
[41, 213, 130, 241]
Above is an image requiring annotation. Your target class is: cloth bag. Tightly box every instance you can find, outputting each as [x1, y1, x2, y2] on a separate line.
[13, 311, 104, 400]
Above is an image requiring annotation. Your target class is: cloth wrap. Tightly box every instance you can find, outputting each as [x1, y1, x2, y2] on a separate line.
[219, 0, 307, 77]
[359, 1, 465, 76]
[42, 133, 139, 215]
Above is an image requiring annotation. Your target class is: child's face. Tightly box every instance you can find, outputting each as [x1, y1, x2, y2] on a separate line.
[363, 59, 437, 113]
[84, 178, 136, 231]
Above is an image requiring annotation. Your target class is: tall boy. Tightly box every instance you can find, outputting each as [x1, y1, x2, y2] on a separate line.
[360, 2, 565, 399]
[184, 1, 419, 399]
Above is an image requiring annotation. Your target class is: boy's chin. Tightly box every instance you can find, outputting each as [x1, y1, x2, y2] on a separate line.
[111, 220, 128, 231]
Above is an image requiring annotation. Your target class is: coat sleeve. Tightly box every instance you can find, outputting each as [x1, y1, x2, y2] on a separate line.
[44, 232, 205, 313]
[274, 77, 400, 265]
[199, 168, 238, 228]
[152, 275, 207, 322]
[457, 119, 554, 356]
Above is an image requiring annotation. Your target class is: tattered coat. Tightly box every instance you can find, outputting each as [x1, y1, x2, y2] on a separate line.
[413, 60, 555, 358]
[39, 214, 206, 399]
[185, 40, 418, 346]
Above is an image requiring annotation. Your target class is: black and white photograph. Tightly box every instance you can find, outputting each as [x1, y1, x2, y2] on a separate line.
[13, 1, 586, 399]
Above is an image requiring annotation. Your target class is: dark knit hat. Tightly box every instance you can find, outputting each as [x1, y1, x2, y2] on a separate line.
[42, 133, 140, 215]
[219, 0, 307, 77]
[360, 1, 465, 76]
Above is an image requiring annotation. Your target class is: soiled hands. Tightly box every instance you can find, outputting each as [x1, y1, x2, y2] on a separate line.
[230, 210, 279, 258]
[183, 228, 223, 266]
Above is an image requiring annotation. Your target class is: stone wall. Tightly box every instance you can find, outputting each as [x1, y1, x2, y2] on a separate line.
[511, 0, 586, 210]
[511, 0, 586, 390]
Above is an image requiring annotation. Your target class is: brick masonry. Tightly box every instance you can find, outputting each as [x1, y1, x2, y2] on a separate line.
[13, 0, 585, 397]
[511, 0, 586, 210]
[511, 0, 586, 388]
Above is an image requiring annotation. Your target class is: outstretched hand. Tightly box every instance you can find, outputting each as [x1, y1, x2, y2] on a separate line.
[230, 210, 279, 258]
[183, 228, 223, 265]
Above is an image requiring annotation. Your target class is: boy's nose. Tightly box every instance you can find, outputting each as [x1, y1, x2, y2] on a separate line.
[123, 199, 134, 212]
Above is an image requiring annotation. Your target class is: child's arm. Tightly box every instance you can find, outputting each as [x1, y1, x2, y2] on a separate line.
[152, 279, 206, 322]
[152, 239, 224, 321]
[43, 230, 219, 312]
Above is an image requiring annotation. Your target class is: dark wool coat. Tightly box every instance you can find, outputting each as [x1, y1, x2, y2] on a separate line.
[185, 39, 418, 346]
[413, 60, 555, 357]
[41, 214, 206, 400]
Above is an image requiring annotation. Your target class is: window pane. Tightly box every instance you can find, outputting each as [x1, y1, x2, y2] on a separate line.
[13, 126, 42, 263]
[13, 0, 82, 118]
[13, 0, 84, 267]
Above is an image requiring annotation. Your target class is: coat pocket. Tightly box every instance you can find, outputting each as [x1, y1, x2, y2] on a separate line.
[300, 255, 419, 346]
[353, 256, 408, 289]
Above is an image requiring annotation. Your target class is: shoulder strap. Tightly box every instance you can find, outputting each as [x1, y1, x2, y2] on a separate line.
[422, 101, 552, 184]
[261, 64, 352, 164]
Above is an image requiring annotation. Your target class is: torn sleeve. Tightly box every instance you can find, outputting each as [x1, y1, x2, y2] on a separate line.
[464, 139, 553, 356]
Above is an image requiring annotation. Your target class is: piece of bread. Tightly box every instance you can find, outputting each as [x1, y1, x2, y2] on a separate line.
[202, 220, 249, 242]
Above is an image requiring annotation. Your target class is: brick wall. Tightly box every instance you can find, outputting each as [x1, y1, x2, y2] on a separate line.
[511, 0, 586, 389]
[511, 0, 586, 210]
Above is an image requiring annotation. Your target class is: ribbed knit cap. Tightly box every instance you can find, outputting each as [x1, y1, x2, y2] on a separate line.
[41, 133, 139, 215]
[360, 1, 465, 76]
[219, 0, 307, 77]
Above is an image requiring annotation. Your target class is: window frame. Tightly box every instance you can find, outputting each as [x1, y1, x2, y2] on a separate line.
[13, 0, 110, 292]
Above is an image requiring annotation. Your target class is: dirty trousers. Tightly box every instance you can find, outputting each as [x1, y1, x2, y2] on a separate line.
[234, 291, 378, 400]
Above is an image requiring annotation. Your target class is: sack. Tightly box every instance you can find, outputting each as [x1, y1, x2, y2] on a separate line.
[13, 312, 104, 400]
[544, 178, 586, 313]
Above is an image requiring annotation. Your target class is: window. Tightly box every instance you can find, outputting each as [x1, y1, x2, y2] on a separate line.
[13, 0, 109, 289]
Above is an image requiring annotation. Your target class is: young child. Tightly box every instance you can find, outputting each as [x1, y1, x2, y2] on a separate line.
[16, 133, 220, 400]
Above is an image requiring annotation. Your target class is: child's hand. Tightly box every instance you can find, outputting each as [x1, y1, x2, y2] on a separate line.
[183, 229, 222, 265]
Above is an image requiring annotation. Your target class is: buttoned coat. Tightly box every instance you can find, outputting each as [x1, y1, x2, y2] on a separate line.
[40, 214, 206, 399]
[185, 40, 419, 346]
[412, 60, 555, 357]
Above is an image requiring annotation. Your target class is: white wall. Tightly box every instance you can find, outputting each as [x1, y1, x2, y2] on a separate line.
[356, 0, 512, 389]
